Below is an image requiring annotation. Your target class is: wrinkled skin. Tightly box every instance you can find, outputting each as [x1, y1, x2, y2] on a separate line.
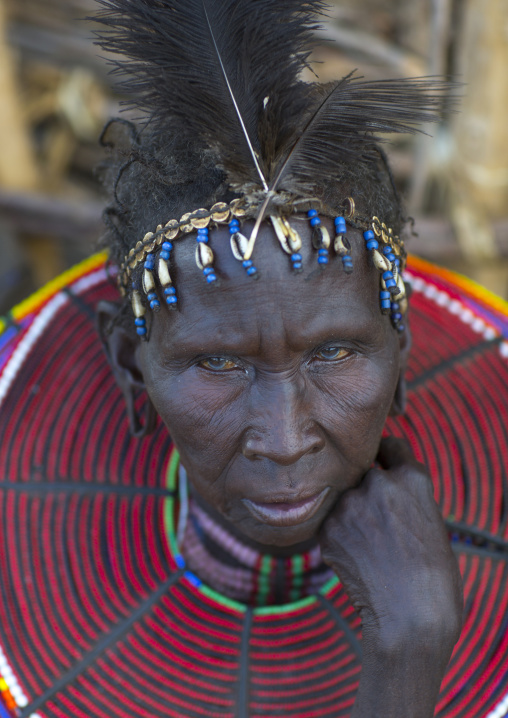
[99, 218, 463, 717]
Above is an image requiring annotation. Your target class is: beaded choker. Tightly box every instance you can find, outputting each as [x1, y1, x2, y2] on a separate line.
[123, 195, 408, 340]
[176, 465, 334, 606]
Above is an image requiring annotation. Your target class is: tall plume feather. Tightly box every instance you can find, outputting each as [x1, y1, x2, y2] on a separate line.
[93, 0, 326, 190]
[94, 0, 456, 212]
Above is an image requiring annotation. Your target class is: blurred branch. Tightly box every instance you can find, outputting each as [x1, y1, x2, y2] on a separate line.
[408, 0, 453, 213]
[313, 25, 426, 76]
[0, 189, 102, 241]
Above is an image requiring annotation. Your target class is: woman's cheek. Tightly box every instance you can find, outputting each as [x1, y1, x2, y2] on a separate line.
[147, 370, 246, 462]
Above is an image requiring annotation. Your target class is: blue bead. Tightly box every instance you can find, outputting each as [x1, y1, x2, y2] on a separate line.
[383, 246, 391, 256]
[334, 216, 345, 225]
[397, 324, 405, 333]
[382, 271, 394, 281]
[394, 258, 400, 267]
[147, 292, 157, 301]
[161, 251, 170, 261]
[144, 258, 154, 270]
[206, 274, 217, 283]
[203, 267, 214, 275]
[292, 262, 302, 270]
[366, 239, 379, 251]
[197, 227, 208, 234]
[318, 248, 328, 256]
[134, 318, 145, 327]
[149, 300, 160, 310]
[185, 571, 202, 588]
[343, 257, 353, 264]
[364, 230, 375, 241]
[318, 256, 328, 265]
[391, 302, 400, 310]
[247, 266, 257, 276]
[164, 287, 176, 295]
[380, 291, 391, 300]
[162, 241, 173, 251]
[291, 253, 302, 261]
[229, 226, 238, 234]
[166, 296, 178, 305]
[387, 253, 396, 263]
[307, 209, 318, 218]
[242, 260, 253, 268]
[136, 326, 147, 336]
[310, 216, 321, 227]
[175, 555, 185, 569]
[386, 279, 397, 289]
[229, 221, 240, 230]
[392, 312, 402, 322]
[197, 236, 208, 243]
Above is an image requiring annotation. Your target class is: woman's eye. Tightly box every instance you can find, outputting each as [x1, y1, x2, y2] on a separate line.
[199, 357, 239, 371]
[315, 346, 351, 361]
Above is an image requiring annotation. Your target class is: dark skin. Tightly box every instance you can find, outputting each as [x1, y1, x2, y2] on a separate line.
[99, 219, 463, 718]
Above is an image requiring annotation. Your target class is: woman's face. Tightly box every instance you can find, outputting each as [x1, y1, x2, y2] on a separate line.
[132, 219, 405, 548]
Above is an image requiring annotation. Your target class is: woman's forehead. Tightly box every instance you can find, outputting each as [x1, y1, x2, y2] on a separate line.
[147, 220, 389, 354]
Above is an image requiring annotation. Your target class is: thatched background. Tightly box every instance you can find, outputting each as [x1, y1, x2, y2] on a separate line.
[0, 0, 507, 313]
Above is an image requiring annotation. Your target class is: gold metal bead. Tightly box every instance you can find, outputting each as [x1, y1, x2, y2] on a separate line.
[180, 213, 194, 233]
[371, 249, 391, 272]
[136, 240, 143, 250]
[131, 290, 146, 318]
[128, 247, 135, 257]
[372, 217, 382, 237]
[230, 231, 249, 261]
[230, 199, 247, 218]
[164, 219, 180, 240]
[158, 257, 172, 287]
[195, 242, 215, 269]
[142, 268, 155, 294]
[345, 197, 356, 218]
[129, 258, 138, 270]
[399, 296, 408, 314]
[191, 209, 211, 229]
[211, 202, 231, 223]
[334, 234, 351, 257]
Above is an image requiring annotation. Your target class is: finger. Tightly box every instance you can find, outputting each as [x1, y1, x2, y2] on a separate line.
[376, 436, 417, 470]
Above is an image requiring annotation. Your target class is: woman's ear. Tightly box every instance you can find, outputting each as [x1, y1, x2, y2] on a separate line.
[96, 300, 157, 437]
[390, 320, 412, 416]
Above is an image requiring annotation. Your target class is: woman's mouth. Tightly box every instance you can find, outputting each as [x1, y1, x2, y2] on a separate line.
[242, 488, 330, 527]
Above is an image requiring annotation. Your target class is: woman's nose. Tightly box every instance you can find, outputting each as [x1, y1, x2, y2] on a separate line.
[242, 378, 324, 465]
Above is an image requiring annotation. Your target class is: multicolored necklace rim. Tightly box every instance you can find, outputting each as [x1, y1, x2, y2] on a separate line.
[163, 447, 340, 617]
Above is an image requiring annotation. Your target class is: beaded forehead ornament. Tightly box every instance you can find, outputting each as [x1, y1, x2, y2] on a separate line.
[96, 0, 451, 342]
[120, 198, 408, 340]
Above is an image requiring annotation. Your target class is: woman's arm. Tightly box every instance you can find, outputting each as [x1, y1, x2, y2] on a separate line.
[319, 438, 463, 718]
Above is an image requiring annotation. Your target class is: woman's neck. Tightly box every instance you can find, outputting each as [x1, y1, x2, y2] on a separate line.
[182, 490, 333, 606]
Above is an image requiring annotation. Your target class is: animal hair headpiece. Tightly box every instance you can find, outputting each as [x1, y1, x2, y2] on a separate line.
[94, 0, 453, 338]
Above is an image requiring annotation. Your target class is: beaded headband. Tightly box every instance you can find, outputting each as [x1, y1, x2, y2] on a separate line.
[122, 196, 408, 341]
[95, 0, 451, 345]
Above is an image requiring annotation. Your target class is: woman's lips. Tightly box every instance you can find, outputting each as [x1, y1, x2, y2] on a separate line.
[242, 488, 330, 527]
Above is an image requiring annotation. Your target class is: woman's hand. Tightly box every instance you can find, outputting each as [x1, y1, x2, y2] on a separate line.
[319, 437, 463, 718]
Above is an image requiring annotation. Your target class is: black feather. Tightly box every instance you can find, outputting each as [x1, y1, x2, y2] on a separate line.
[93, 0, 457, 214]
[274, 73, 456, 196]
[93, 0, 326, 190]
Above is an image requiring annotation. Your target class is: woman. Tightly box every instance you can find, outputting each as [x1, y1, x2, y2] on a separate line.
[0, 1, 507, 717]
